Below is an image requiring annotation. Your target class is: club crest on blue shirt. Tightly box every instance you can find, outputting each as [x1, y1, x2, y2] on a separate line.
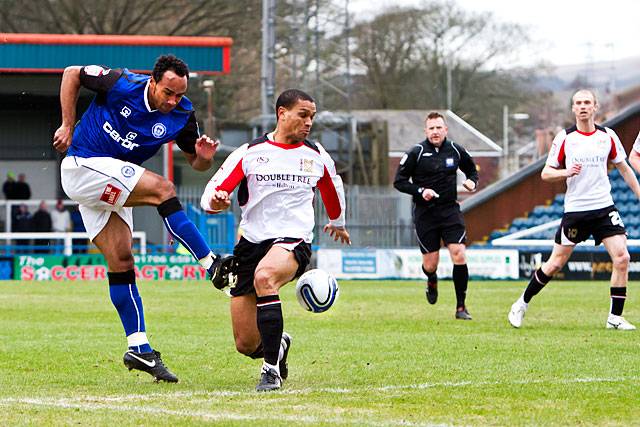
[446, 158, 455, 167]
[152, 123, 167, 138]
[121, 166, 136, 178]
[120, 106, 132, 118]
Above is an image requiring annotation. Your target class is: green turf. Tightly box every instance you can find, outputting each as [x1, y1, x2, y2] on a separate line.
[0, 279, 637, 426]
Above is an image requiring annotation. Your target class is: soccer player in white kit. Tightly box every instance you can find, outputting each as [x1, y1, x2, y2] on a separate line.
[201, 89, 351, 391]
[508, 89, 640, 330]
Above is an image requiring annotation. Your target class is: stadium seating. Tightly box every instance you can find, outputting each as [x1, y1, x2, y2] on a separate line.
[488, 170, 640, 242]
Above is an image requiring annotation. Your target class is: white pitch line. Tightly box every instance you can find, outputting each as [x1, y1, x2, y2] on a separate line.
[12, 375, 635, 405]
[0, 398, 440, 427]
[1, 377, 636, 427]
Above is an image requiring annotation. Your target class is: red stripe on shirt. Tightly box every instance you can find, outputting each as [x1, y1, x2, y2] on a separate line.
[317, 166, 342, 220]
[609, 136, 617, 160]
[557, 139, 566, 168]
[216, 158, 245, 193]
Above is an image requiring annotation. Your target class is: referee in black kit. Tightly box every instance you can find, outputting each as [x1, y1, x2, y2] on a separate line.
[394, 111, 478, 320]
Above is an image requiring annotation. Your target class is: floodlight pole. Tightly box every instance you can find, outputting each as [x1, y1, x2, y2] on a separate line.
[261, 0, 276, 134]
[446, 63, 452, 110]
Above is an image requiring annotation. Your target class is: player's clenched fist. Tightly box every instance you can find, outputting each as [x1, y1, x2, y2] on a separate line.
[53, 125, 73, 152]
[207, 190, 231, 213]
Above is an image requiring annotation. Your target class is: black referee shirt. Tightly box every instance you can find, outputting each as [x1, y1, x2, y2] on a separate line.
[393, 138, 478, 207]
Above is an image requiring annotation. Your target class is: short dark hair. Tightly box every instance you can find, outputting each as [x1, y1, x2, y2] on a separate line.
[426, 111, 446, 124]
[152, 54, 189, 82]
[275, 89, 315, 120]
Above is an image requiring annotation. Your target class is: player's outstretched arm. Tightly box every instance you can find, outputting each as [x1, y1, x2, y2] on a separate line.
[616, 159, 640, 200]
[323, 224, 351, 245]
[53, 66, 82, 152]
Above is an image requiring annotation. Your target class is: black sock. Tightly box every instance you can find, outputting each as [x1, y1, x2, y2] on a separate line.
[610, 287, 627, 316]
[256, 294, 283, 366]
[523, 268, 551, 303]
[247, 343, 264, 360]
[452, 264, 469, 308]
[422, 266, 437, 283]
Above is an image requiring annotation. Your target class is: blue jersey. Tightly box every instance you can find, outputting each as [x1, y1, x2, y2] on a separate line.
[67, 67, 199, 165]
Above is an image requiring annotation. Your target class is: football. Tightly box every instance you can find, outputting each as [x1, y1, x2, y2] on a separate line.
[295, 269, 339, 313]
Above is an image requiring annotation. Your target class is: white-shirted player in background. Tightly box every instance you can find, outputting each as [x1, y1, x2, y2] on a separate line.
[508, 89, 640, 330]
[201, 89, 351, 391]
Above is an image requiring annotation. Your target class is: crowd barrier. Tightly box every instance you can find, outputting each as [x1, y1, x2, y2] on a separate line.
[0, 231, 147, 256]
[3, 247, 639, 281]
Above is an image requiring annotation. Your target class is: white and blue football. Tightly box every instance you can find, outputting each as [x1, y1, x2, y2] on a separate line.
[295, 269, 339, 313]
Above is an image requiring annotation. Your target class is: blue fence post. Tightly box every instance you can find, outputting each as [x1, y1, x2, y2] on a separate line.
[186, 203, 236, 255]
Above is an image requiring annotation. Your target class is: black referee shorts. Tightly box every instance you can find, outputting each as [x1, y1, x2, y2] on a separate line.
[414, 203, 466, 254]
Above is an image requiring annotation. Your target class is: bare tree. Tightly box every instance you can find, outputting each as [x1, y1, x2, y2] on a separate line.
[334, 1, 541, 139]
[0, 0, 264, 123]
[0, 0, 251, 36]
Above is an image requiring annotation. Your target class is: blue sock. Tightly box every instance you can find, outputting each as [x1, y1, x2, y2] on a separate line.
[108, 270, 152, 353]
[158, 197, 212, 261]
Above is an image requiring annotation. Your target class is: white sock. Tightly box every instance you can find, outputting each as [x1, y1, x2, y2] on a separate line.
[263, 361, 280, 375]
[199, 252, 215, 270]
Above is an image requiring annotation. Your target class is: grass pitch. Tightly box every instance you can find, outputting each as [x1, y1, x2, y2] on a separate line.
[0, 278, 638, 426]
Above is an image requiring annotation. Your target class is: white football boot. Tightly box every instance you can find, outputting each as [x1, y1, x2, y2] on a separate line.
[606, 314, 636, 330]
[508, 297, 528, 328]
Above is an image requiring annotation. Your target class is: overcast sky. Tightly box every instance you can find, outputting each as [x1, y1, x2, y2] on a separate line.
[348, 0, 639, 67]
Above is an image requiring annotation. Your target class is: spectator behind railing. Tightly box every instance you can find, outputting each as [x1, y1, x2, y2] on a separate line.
[2, 171, 16, 199]
[4, 172, 32, 221]
[52, 199, 72, 233]
[14, 173, 31, 201]
[32, 201, 53, 254]
[13, 203, 31, 252]
[52, 199, 72, 253]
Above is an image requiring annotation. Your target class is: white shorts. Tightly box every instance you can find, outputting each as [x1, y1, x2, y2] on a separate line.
[61, 156, 145, 240]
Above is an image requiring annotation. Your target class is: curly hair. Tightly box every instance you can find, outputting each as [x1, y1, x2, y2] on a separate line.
[152, 54, 189, 82]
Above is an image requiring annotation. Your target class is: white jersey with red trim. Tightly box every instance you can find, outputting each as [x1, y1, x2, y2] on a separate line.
[201, 133, 346, 243]
[546, 125, 625, 213]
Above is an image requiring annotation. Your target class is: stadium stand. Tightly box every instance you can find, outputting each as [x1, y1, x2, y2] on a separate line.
[488, 168, 640, 242]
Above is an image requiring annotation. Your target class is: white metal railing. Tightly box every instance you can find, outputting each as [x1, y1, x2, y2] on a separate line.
[0, 231, 147, 255]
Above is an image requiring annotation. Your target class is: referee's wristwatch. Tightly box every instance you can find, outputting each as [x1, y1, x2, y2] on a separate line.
[417, 187, 425, 195]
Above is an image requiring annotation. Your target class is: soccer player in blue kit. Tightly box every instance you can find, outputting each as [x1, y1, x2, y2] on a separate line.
[52, 55, 235, 382]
